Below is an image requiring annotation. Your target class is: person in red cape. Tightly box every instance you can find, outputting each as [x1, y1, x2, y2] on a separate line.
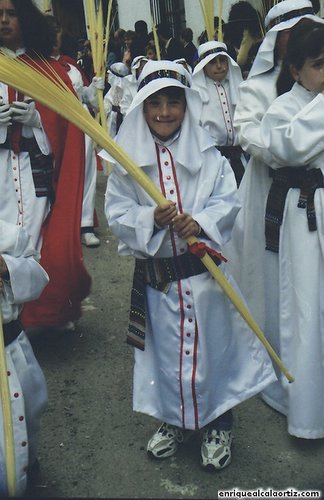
[0, 0, 91, 329]
[46, 14, 103, 248]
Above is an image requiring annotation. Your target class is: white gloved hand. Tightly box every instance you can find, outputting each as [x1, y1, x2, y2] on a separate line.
[0, 102, 12, 126]
[11, 100, 41, 128]
[91, 76, 105, 90]
[82, 76, 104, 110]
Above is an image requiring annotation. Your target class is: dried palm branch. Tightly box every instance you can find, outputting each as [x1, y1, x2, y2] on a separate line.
[0, 309, 16, 497]
[0, 52, 294, 383]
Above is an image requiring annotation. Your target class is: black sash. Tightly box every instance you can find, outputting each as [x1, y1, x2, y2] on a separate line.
[265, 167, 324, 253]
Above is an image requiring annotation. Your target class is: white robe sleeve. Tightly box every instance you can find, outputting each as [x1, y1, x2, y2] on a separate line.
[0, 222, 48, 306]
[105, 168, 168, 257]
[234, 74, 282, 167]
[260, 91, 324, 166]
[2, 254, 48, 304]
[191, 154, 241, 250]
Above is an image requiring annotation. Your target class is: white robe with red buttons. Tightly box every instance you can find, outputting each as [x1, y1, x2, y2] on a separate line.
[0, 78, 51, 251]
[0, 221, 48, 497]
[104, 109, 276, 430]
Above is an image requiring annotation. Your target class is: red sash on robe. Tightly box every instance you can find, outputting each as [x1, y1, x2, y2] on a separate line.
[20, 57, 91, 328]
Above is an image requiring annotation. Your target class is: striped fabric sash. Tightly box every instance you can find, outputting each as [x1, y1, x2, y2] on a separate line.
[128, 250, 221, 350]
[265, 166, 324, 253]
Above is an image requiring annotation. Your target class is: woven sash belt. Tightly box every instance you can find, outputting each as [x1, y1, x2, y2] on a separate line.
[265, 167, 324, 253]
[128, 251, 221, 350]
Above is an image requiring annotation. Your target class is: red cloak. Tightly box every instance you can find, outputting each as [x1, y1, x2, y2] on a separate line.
[20, 57, 92, 328]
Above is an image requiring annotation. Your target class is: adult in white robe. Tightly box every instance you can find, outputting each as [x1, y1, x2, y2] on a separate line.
[0, 220, 48, 497]
[103, 60, 276, 431]
[119, 56, 147, 117]
[104, 62, 129, 138]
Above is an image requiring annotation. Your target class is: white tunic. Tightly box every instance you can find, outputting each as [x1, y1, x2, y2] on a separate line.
[227, 67, 282, 324]
[0, 221, 48, 497]
[257, 83, 324, 438]
[105, 120, 276, 430]
[194, 77, 239, 146]
[0, 80, 52, 251]
[230, 68, 324, 437]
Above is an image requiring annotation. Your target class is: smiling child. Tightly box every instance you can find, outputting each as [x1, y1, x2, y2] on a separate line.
[103, 60, 276, 470]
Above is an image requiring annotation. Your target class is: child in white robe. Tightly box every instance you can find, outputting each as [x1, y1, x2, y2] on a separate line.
[257, 22, 324, 438]
[192, 41, 245, 186]
[226, 0, 324, 434]
[119, 56, 147, 117]
[103, 60, 276, 470]
[0, 220, 48, 496]
[104, 62, 129, 138]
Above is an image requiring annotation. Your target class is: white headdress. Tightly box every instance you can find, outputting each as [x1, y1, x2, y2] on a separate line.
[100, 60, 213, 174]
[192, 41, 243, 104]
[107, 62, 129, 89]
[249, 0, 324, 78]
[129, 55, 148, 83]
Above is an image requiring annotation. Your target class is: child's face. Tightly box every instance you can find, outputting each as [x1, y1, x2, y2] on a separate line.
[291, 51, 324, 93]
[146, 49, 156, 60]
[204, 55, 229, 82]
[143, 90, 186, 141]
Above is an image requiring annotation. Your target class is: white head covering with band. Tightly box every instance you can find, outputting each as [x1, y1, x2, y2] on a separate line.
[192, 41, 243, 104]
[248, 0, 324, 78]
[128, 55, 148, 83]
[107, 62, 129, 89]
[100, 60, 213, 174]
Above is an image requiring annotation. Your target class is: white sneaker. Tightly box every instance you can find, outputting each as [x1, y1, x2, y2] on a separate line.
[147, 422, 192, 459]
[81, 232, 100, 247]
[201, 428, 232, 470]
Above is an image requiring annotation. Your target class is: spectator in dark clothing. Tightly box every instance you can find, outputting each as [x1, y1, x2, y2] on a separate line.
[132, 19, 150, 57]
[223, 1, 263, 71]
[311, 0, 320, 13]
[180, 28, 197, 68]
[78, 39, 94, 81]
[107, 29, 125, 69]
[157, 23, 184, 61]
[121, 29, 136, 70]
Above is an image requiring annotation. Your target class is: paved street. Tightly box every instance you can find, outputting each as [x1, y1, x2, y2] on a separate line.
[25, 172, 324, 500]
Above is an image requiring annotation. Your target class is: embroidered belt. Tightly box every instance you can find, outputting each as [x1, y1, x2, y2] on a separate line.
[217, 145, 245, 186]
[128, 250, 221, 350]
[3, 320, 22, 346]
[265, 167, 324, 253]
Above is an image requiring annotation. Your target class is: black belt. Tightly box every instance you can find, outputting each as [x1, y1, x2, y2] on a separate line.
[3, 320, 23, 346]
[0, 137, 33, 152]
[217, 145, 245, 186]
[217, 145, 242, 159]
[265, 167, 324, 253]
